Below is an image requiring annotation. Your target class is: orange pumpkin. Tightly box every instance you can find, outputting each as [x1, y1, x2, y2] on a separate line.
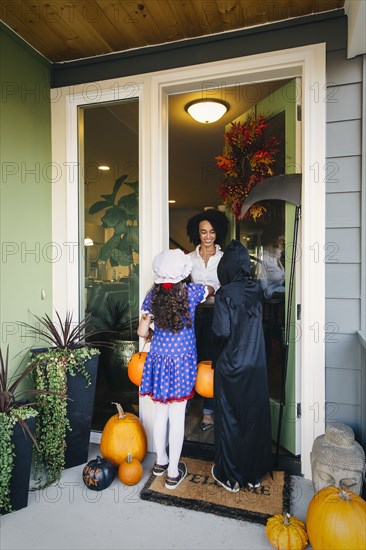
[128, 351, 147, 386]
[266, 513, 308, 550]
[195, 361, 214, 398]
[118, 452, 143, 486]
[306, 485, 366, 549]
[100, 402, 147, 467]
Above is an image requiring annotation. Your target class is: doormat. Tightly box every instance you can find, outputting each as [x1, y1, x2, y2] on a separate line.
[140, 457, 291, 525]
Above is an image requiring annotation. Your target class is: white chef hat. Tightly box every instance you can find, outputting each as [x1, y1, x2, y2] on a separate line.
[153, 249, 192, 284]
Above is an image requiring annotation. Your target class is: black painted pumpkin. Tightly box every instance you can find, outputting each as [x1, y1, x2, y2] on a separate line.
[82, 455, 115, 491]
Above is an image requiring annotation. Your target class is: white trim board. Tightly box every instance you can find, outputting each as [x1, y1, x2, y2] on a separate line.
[55, 43, 326, 479]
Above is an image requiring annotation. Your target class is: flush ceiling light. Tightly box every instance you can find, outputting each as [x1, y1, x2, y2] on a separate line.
[185, 99, 230, 124]
[98, 165, 110, 171]
[84, 237, 94, 247]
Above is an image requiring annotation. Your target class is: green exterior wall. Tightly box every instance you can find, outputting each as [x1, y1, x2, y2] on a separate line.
[0, 24, 52, 370]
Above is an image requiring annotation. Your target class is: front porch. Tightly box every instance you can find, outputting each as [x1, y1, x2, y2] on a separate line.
[1, 443, 315, 550]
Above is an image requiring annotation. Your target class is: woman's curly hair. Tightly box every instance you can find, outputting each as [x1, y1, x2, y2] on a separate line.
[151, 279, 192, 333]
[186, 209, 229, 247]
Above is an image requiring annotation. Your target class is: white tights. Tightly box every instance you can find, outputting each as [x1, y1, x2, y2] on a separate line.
[153, 400, 187, 478]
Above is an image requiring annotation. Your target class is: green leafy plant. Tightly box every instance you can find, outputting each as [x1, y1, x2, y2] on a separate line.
[19, 311, 101, 489]
[89, 174, 139, 267]
[0, 346, 52, 512]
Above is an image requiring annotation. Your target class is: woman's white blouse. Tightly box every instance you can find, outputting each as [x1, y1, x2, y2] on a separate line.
[188, 244, 223, 293]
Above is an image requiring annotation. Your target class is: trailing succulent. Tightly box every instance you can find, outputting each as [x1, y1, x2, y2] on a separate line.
[0, 408, 37, 512]
[0, 347, 45, 512]
[31, 346, 97, 489]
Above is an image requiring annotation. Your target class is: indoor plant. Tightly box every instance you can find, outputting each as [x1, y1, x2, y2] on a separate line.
[88, 296, 139, 389]
[0, 346, 53, 513]
[20, 311, 101, 488]
[87, 297, 140, 427]
[88, 173, 139, 270]
[88, 172, 139, 318]
[88, 171, 140, 341]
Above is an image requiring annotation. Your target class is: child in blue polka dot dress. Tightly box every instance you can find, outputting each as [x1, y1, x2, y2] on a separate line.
[138, 249, 209, 490]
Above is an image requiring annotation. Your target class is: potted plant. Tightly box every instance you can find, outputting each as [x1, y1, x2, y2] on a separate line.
[88, 172, 139, 316]
[0, 346, 56, 513]
[88, 174, 139, 271]
[88, 296, 139, 389]
[19, 311, 101, 488]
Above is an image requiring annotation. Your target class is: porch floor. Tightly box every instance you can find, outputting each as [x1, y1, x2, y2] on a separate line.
[1, 444, 316, 550]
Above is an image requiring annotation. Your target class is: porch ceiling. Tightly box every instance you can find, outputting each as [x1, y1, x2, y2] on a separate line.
[1, 0, 344, 63]
[1, 1, 345, 213]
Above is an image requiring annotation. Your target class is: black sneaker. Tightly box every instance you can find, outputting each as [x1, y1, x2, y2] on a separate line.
[152, 461, 169, 476]
[211, 465, 240, 493]
[165, 462, 187, 490]
[247, 480, 261, 490]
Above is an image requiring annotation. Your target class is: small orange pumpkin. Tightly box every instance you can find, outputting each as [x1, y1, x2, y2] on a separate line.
[265, 513, 308, 550]
[306, 485, 366, 549]
[195, 361, 214, 398]
[118, 452, 143, 486]
[100, 402, 147, 467]
[128, 351, 148, 386]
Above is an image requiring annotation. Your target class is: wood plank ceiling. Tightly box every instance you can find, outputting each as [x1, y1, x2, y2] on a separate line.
[1, 0, 345, 63]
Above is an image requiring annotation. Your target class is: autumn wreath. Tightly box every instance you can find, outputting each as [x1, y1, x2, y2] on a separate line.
[216, 114, 280, 220]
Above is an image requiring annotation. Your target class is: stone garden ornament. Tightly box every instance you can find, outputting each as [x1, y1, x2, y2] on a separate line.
[310, 422, 366, 495]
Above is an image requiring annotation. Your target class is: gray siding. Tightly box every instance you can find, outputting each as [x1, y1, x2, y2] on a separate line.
[325, 49, 363, 440]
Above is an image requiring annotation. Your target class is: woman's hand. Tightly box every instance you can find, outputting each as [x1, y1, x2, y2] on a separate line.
[206, 285, 215, 296]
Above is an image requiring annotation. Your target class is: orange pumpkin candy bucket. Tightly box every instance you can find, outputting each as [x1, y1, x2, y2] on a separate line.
[128, 351, 148, 386]
[195, 360, 214, 398]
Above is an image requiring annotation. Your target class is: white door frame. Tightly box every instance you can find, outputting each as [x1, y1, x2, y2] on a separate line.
[149, 44, 326, 479]
[59, 43, 326, 479]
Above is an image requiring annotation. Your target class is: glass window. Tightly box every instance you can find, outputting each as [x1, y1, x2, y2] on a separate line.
[81, 99, 139, 431]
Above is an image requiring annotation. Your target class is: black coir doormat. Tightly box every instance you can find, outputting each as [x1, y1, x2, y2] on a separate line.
[140, 457, 291, 525]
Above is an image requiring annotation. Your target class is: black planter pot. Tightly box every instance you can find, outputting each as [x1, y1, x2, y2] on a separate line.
[0, 416, 35, 515]
[102, 340, 138, 389]
[31, 347, 100, 471]
[64, 351, 99, 468]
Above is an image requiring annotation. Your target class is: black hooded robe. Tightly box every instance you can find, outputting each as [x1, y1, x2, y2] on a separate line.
[212, 240, 272, 487]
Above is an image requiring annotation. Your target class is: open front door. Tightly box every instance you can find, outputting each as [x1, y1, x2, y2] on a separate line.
[238, 79, 301, 455]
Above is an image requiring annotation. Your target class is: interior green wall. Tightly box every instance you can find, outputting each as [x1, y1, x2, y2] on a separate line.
[0, 24, 52, 369]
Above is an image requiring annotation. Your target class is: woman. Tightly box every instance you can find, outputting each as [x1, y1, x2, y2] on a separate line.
[186, 208, 229, 430]
[211, 240, 272, 492]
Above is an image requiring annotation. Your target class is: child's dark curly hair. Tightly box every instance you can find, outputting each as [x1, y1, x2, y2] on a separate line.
[186, 209, 229, 247]
[151, 280, 192, 333]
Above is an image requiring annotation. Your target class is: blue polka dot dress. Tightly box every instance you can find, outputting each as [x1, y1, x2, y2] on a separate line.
[139, 283, 207, 404]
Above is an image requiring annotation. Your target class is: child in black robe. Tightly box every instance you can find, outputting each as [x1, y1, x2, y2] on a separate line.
[211, 240, 272, 493]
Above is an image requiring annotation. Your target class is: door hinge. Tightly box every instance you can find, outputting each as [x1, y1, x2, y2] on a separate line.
[297, 104, 302, 121]
[297, 403, 302, 419]
[297, 304, 301, 320]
